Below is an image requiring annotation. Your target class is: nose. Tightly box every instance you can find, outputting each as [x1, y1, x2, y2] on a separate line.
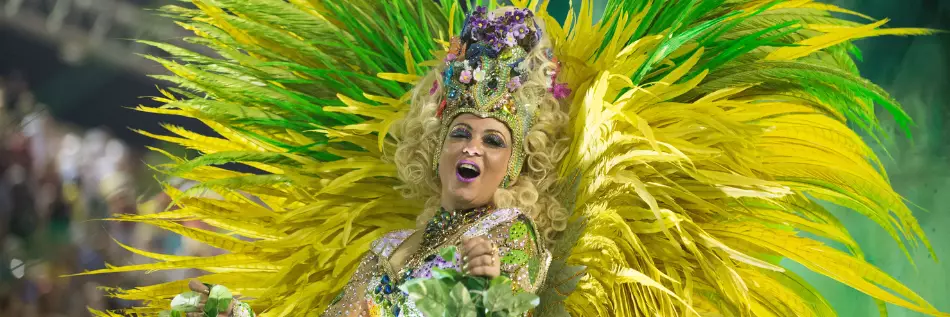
[461, 140, 482, 157]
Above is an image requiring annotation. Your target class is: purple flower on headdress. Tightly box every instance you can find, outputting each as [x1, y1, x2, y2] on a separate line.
[550, 83, 571, 100]
[489, 37, 505, 52]
[459, 70, 473, 84]
[511, 24, 529, 39]
[475, 6, 487, 16]
[512, 10, 526, 23]
[444, 53, 457, 63]
[483, 31, 498, 43]
[471, 17, 488, 31]
[504, 32, 517, 47]
[507, 76, 522, 92]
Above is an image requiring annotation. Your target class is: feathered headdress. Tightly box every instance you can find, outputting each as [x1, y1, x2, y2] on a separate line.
[433, 6, 561, 188]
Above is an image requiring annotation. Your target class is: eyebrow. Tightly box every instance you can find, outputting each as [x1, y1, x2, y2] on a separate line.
[484, 129, 506, 136]
[452, 123, 509, 141]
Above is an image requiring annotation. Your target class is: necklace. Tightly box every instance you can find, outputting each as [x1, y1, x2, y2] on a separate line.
[420, 204, 494, 249]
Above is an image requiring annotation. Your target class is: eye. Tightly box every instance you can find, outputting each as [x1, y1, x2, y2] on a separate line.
[484, 134, 507, 148]
[449, 127, 471, 139]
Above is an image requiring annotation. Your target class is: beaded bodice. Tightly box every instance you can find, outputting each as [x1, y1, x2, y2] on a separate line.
[322, 207, 549, 317]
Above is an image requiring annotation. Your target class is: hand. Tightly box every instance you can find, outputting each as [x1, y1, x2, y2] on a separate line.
[462, 236, 501, 278]
[186, 279, 234, 317]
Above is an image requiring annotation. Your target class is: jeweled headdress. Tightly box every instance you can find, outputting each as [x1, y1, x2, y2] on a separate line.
[433, 6, 566, 188]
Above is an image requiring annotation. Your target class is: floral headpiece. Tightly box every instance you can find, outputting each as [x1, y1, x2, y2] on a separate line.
[432, 6, 568, 188]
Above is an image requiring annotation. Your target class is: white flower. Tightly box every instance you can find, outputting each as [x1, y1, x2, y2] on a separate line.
[473, 67, 486, 82]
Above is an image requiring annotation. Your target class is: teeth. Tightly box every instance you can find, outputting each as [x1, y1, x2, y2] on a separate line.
[458, 163, 478, 172]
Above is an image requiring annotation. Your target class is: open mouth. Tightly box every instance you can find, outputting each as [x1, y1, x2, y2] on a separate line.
[456, 160, 481, 183]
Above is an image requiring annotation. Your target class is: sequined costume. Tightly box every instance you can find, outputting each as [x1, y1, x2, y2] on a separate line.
[76, 1, 950, 316]
[323, 207, 548, 317]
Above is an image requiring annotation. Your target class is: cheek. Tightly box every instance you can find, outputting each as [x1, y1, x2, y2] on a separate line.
[486, 148, 513, 180]
[437, 142, 458, 179]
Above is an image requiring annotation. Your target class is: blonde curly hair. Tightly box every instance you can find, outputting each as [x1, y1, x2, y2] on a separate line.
[388, 31, 570, 246]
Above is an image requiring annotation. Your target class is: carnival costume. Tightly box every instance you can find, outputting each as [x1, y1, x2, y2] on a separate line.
[75, 0, 948, 316]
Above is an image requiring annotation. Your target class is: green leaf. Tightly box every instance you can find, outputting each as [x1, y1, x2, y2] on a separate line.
[205, 285, 233, 316]
[484, 277, 515, 313]
[460, 275, 489, 293]
[169, 291, 202, 312]
[448, 283, 476, 317]
[439, 246, 459, 264]
[509, 292, 541, 316]
[399, 277, 451, 317]
[489, 275, 512, 289]
[432, 267, 463, 281]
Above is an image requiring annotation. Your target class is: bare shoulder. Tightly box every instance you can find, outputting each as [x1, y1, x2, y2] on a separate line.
[370, 229, 415, 258]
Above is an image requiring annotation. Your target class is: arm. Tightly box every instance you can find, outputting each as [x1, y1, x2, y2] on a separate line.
[321, 252, 378, 317]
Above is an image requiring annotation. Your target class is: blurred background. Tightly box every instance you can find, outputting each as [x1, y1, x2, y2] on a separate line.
[0, 0, 947, 316]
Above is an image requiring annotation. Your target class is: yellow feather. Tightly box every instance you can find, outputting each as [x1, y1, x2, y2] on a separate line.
[377, 72, 421, 84]
[403, 36, 417, 75]
[765, 19, 934, 60]
[67, 254, 278, 277]
[705, 223, 948, 316]
[770, 0, 875, 20]
[329, 94, 400, 119]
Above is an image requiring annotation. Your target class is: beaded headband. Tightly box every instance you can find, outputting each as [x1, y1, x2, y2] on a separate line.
[432, 6, 566, 188]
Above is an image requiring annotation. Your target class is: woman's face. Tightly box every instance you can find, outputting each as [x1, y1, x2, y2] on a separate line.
[438, 114, 513, 210]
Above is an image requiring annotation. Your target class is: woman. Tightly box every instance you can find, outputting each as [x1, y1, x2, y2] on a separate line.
[171, 6, 567, 317]
[321, 8, 569, 315]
